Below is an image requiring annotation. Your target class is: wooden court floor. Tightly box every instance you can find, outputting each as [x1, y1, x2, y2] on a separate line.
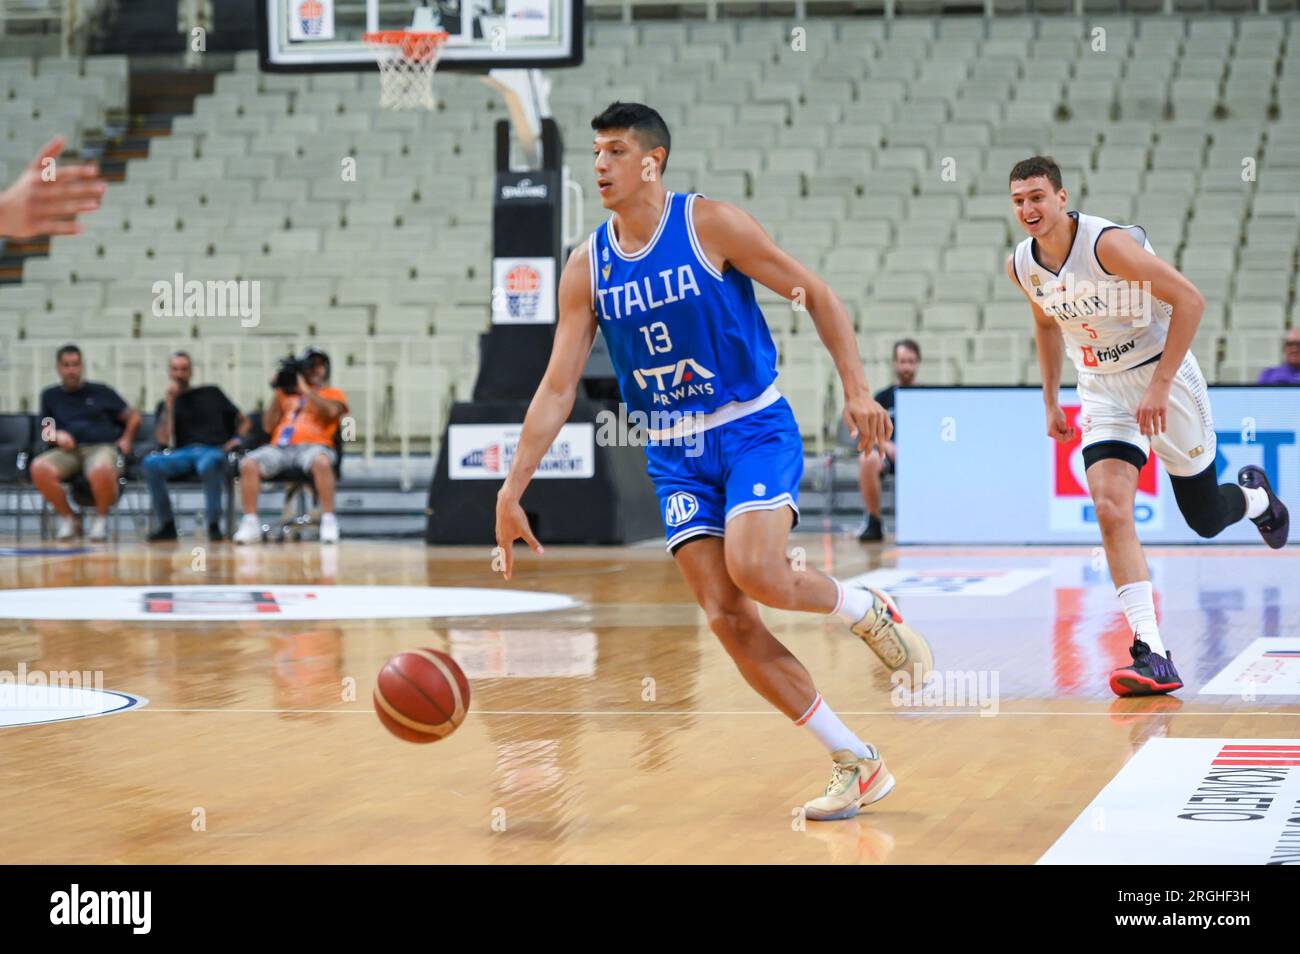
[0, 534, 1296, 864]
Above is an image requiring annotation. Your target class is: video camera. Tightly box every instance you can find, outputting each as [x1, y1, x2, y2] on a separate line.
[272, 348, 330, 394]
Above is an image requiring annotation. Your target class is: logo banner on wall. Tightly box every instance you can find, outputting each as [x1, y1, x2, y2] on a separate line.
[492, 257, 556, 324]
[449, 422, 594, 480]
[895, 387, 1299, 544]
[1050, 403, 1165, 531]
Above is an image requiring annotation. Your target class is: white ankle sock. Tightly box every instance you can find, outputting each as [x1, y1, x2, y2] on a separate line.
[830, 578, 874, 624]
[1116, 580, 1165, 655]
[795, 693, 873, 759]
[1241, 484, 1269, 520]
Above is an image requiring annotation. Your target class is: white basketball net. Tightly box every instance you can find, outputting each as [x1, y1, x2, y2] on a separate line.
[365, 31, 447, 111]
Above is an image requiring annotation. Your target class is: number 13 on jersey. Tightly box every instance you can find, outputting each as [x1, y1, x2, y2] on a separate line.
[641, 321, 672, 354]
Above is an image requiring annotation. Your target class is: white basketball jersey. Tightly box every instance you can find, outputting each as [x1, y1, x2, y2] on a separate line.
[1013, 211, 1172, 374]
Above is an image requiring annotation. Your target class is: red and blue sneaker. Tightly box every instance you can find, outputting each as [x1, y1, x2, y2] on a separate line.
[1239, 465, 1289, 550]
[1109, 639, 1184, 697]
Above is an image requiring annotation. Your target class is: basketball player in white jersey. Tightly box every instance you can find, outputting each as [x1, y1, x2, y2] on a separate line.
[1006, 157, 1289, 697]
[495, 102, 932, 820]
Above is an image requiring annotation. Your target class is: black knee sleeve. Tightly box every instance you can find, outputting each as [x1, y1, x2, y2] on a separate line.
[1170, 463, 1246, 539]
[1083, 440, 1147, 472]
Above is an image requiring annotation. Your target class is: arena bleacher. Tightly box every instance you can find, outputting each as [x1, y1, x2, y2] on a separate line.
[2, 7, 1297, 468]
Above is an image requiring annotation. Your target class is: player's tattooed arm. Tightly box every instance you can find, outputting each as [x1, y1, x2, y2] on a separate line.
[1007, 255, 1074, 443]
[495, 245, 597, 577]
[692, 198, 889, 452]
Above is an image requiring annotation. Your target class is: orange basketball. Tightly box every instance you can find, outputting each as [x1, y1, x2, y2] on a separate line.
[373, 649, 471, 743]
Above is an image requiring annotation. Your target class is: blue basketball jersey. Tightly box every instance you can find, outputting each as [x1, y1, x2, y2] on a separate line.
[587, 192, 779, 424]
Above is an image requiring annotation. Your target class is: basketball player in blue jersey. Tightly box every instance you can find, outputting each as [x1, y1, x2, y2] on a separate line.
[1007, 156, 1289, 697]
[495, 102, 933, 821]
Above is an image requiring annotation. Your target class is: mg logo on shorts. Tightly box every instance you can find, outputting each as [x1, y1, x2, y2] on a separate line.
[664, 492, 699, 528]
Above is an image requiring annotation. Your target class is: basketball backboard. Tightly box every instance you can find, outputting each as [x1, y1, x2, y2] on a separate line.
[257, 0, 583, 73]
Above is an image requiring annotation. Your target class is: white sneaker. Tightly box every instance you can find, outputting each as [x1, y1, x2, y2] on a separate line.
[850, 587, 934, 689]
[803, 748, 896, 822]
[319, 513, 339, 545]
[55, 515, 78, 541]
[87, 515, 108, 542]
[233, 515, 263, 545]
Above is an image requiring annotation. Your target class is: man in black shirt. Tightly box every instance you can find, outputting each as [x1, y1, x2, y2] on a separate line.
[142, 351, 249, 541]
[31, 344, 141, 541]
[852, 339, 920, 541]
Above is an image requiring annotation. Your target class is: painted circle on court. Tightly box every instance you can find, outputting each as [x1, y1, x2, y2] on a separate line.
[0, 684, 146, 728]
[0, 586, 578, 621]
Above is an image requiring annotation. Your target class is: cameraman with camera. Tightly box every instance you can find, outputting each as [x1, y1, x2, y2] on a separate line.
[233, 348, 349, 545]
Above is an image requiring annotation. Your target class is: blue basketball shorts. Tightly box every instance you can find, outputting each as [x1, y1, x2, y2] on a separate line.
[645, 396, 804, 552]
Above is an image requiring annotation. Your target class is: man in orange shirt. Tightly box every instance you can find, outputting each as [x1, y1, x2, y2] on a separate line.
[234, 348, 349, 544]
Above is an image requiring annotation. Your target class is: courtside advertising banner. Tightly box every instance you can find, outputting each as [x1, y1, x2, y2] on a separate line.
[448, 422, 594, 479]
[1039, 738, 1300, 865]
[895, 387, 1299, 544]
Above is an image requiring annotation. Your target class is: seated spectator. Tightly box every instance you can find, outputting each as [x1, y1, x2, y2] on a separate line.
[844, 339, 919, 542]
[233, 348, 348, 546]
[1257, 329, 1300, 386]
[143, 351, 250, 542]
[30, 344, 140, 541]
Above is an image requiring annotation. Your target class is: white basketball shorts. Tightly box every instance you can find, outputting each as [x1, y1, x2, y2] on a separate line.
[1076, 351, 1216, 478]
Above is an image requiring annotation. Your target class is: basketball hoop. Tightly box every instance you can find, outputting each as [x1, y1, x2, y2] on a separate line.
[363, 29, 448, 111]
